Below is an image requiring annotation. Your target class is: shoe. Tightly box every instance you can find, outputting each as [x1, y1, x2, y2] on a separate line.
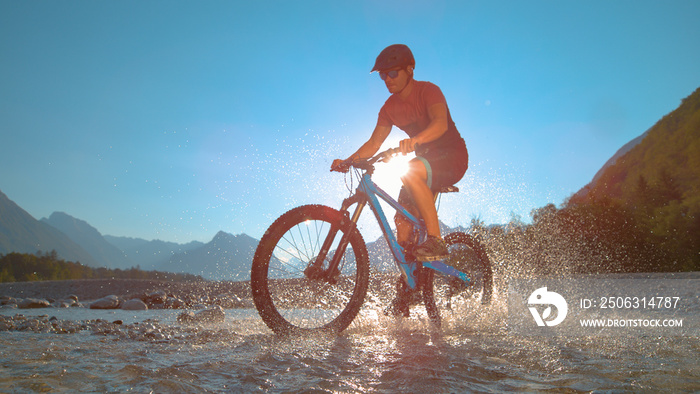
[385, 296, 410, 318]
[414, 236, 449, 261]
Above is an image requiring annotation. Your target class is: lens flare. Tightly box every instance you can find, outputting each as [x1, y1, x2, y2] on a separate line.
[373, 153, 413, 193]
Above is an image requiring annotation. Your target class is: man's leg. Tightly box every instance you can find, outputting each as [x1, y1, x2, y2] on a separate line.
[400, 158, 448, 260]
[400, 159, 440, 238]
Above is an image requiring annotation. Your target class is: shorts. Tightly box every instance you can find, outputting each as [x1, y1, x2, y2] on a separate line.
[398, 142, 469, 206]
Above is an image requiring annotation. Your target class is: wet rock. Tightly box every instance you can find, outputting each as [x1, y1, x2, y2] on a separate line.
[164, 296, 186, 309]
[0, 316, 13, 331]
[18, 298, 51, 309]
[1, 296, 18, 309]
[197, 305, 226, 323]
[177, 311, 196, 324]
[144, 290, 167, 305]
[54, 298, 78, 308]
[177, 306, 225, 324]
[1, 296, 18, 306]
[121, 299, 148, 311]
[90, 319, 124, 336]
[213, 293, 251, 308]
[90, 295, 121, 309]
[141, 290, 188, 309]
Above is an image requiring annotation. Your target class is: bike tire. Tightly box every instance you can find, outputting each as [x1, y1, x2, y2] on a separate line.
[251, 205, 370, 335]
[422, 231, 493, 326]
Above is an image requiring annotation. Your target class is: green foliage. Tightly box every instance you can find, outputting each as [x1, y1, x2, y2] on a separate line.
[480, 199, 692, 276]
[575, 87, 700, 213]
[0, 251, 204, 283]
[482, 88, 700, 274]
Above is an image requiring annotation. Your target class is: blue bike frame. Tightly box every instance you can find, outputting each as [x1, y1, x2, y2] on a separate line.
[340, 170, 471, 290]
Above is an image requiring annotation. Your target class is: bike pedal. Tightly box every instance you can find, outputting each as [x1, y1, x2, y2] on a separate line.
[303, 265, 323, 280]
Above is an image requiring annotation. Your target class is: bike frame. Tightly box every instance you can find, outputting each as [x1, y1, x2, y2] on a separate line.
[328, 167, 471, 290]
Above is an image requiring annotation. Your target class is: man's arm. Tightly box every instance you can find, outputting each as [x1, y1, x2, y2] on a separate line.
[331, 124, 392, 171]
[400, 102, 448, 153]
[349, 124, 392, 160]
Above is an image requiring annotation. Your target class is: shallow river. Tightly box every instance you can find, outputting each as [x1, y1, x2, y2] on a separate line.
[1, 277, 698, 393]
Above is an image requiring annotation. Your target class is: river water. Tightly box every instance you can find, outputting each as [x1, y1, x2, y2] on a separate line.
[1, 275, 699, 393]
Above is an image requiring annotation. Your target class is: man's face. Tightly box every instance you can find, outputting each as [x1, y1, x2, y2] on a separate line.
[380, 67, 411, 94]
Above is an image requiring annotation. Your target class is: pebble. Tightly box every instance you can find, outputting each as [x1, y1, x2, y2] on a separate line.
[121, 299, 148, 310]
[0, 285, 247, 342]
[0, 312, 238, 343]
[0, 289, 251, 311]
[177, 306, 226, 325]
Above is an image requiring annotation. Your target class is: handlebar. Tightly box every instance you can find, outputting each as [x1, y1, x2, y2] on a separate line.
[332, 147, 404, 173]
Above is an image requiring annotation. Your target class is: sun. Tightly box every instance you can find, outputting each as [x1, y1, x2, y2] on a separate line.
[372, 153, 413, 194]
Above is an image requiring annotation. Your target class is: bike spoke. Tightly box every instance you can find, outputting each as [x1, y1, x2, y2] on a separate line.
[251, 205, 369, 334]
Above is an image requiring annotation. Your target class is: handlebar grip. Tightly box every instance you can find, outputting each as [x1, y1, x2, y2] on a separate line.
[331, 159, 352, 173]
[333, 146, 406, 172]
[376, 147, 402, 163]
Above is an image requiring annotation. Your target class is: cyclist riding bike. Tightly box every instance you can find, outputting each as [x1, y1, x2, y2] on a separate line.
[332, 44, 469, 262]
[251, 45, 487, 333]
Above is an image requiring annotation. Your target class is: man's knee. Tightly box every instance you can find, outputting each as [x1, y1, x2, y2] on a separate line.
[401, 159, 428, 185]
[394, 212, 409, 228]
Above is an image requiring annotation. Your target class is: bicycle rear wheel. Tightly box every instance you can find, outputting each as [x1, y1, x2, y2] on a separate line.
[422, 232, 493, 326]
[251, 205, 370, 335]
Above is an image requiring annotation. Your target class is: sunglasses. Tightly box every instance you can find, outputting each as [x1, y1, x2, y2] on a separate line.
[379, 69, 401, 80]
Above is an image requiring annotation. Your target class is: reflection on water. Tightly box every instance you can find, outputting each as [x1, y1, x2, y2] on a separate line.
[1, 275, 699, 393]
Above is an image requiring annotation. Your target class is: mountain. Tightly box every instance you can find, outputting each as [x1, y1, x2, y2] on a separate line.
[564, 87, 699, 271]
[0, 190, 254, 276]
[104, 235, 204, 270]
[41, 212, 133, 269]
[570, 87, 700, 206]
[161, 231, 258, 280]
[0, 190, 99, 266]
[575, 129, 650, 199]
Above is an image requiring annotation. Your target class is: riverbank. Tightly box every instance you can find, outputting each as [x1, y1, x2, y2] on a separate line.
[0, 279, 254, 335]
[0, 279, 249, 302]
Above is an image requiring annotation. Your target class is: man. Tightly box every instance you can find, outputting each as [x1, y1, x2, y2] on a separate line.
[332, 44, 468, 262]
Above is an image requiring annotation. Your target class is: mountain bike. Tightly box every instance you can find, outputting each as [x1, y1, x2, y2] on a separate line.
[251, 147, 493, 335]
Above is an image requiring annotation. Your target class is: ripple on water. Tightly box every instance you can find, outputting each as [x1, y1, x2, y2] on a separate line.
[1, 275, 699, 392]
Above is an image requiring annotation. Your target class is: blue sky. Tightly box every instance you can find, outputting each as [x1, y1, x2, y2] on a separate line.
[1, 1, 698, 243]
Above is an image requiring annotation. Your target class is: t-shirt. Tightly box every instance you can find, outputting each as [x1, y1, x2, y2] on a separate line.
[377, 80, 464, 155]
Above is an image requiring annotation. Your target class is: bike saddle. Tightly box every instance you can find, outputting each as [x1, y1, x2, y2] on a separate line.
[437, 185, 459, 194]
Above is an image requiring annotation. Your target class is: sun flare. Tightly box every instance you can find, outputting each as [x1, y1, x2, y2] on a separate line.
[372, 153, 413, 193]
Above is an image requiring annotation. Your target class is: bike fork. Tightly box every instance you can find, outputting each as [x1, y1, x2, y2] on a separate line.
[304, 199, 366, 283]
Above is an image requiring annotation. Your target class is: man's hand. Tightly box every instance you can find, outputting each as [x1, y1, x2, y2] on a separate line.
[399, 138, 417, 154]
[331, 159, 350, 173]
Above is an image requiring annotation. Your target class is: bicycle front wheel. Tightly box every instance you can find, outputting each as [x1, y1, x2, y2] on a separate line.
[251, 205, 370, 335]
[422, 232, 493, 325]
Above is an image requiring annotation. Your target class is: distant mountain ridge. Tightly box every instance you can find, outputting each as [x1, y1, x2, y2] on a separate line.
[41, 212, 133, 269]
[0, 190, 98, 266]
[104, 235, 203, 271]
[0, 190, 255, 278]
[163, 231, 258, 280]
